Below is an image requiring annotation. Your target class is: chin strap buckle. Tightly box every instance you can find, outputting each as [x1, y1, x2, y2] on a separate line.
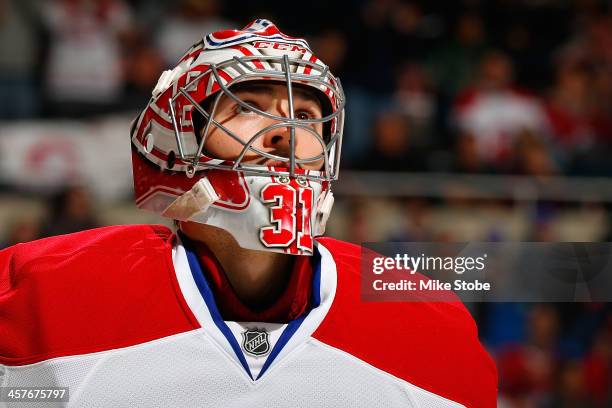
[162, 176, 219, 221]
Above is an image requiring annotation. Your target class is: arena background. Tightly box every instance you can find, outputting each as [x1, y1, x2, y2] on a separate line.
[1, 0, 611, 406]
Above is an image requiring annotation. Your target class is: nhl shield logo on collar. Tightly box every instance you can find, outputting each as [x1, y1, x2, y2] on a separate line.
[242, 328, 270, 357]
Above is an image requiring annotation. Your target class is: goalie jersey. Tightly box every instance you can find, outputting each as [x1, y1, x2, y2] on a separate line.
[0, 225, 497, 407]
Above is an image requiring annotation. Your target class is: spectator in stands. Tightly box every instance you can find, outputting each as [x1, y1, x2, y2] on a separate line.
[0, 0, 40, 119]
[582, 327, 612, 406]
[497, 304, 559, 407]
[364, 110, 427, 171]
[0, 218, 40, 249]
[393, 62, 436, 151]
[512, 130, 558, 178]
[545, 63, 605, 150]
[555, 360, 591, 407]
[452, 132, 491, 173]
[427, 12, 488, 100]
[558, 13, 612, 76]
[545, 61, 612, 175]
[390, 199, 436, 242]
[121, 28, 165, 110]
[452, 50, 550, 171]
[41, 185, 100, 237]
[345, 199, 370, 246]
[41, 0, 133, 117]
[310, 29, 347, 77]
[155, 0, 233, 66]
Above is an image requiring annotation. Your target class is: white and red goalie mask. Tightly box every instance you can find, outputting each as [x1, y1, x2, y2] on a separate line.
[131, 19, 345, 255]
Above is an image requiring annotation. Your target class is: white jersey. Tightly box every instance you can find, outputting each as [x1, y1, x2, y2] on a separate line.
[0, 225, 497, 407]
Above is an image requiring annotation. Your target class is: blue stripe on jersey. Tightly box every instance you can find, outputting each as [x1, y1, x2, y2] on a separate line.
[183, 242, 254, 380]
[310, 247, 322, 308]
[257, 248, 322, 378]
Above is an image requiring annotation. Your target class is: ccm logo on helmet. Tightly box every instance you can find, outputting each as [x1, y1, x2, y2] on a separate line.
[253, 41, 308, 54]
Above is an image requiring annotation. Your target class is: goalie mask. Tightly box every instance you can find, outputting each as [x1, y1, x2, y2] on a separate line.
[131, 19, 345, 255]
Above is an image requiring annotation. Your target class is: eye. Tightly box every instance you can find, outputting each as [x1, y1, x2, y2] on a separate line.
[234, 101, 257, 115]
[296, 111, 311, 120]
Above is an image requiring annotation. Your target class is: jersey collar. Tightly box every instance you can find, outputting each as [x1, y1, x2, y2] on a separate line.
[172, 237, 337, 381]
[183, 235, 314, 323]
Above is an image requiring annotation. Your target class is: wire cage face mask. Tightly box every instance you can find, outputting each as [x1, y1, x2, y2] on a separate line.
[131, 20, 345, 255]
[169, 53, 345, 182]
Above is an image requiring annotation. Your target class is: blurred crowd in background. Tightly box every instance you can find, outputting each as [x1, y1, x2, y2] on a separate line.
[1, 0, 612, 406]
[2, 0, 612, 175]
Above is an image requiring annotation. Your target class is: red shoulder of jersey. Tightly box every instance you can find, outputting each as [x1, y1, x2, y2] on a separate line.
[0, 225, 199, 366]
[314, 237, 498, 408]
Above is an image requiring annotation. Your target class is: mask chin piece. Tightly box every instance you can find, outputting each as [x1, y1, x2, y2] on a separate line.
[314, 191, 334, 236]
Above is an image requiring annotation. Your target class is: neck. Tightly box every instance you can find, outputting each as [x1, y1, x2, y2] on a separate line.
[179, 222, 293, 310]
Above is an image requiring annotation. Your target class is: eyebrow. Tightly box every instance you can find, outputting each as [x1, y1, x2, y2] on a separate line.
[233, 83, 322, 108]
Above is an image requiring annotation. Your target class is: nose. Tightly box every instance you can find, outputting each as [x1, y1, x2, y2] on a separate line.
[261, 125, 293, 155]
[261, 98, 294, 155]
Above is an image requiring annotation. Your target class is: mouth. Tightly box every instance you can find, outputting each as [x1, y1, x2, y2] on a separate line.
[262, 159, 291, 168]
[252, 156, 292, 168]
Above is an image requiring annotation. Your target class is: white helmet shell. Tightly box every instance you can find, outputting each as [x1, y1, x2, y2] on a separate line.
[131, 19, 344, 255]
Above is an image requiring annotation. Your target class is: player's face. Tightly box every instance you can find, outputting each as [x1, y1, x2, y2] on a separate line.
[203, 83, 325, 170]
